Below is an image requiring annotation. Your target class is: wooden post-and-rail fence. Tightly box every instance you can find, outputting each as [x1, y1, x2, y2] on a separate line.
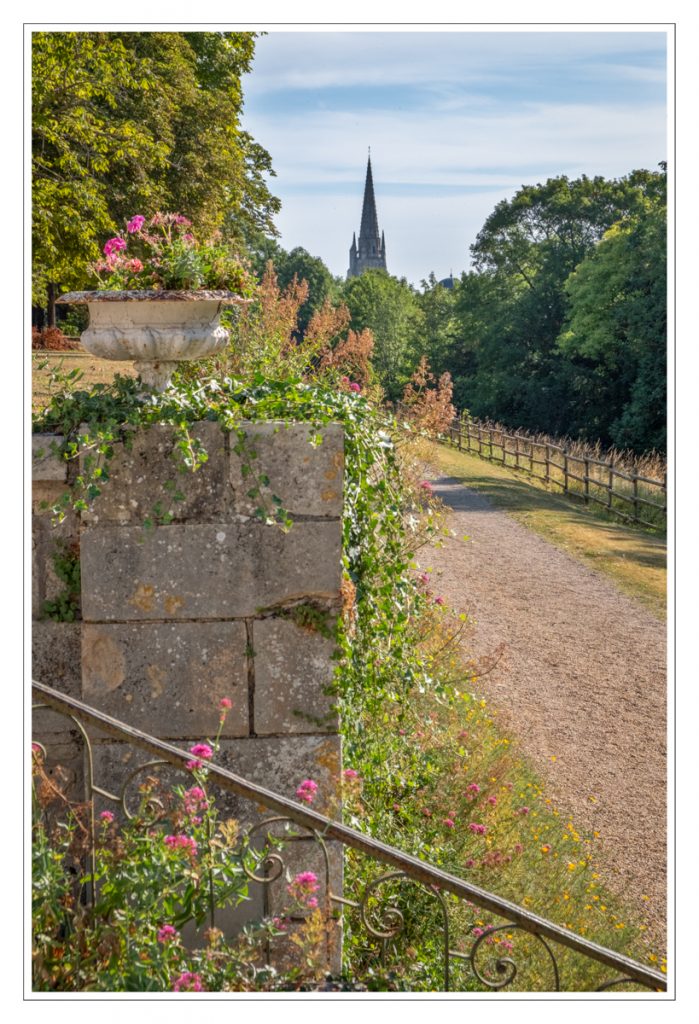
[442, 417, 666, 531]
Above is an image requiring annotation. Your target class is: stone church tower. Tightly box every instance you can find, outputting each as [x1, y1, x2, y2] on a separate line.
[347, 155, 387, 278]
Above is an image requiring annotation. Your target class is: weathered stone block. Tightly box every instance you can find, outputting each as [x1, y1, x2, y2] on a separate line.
[90, 733, 342, 828]
[81, 622, 249, 738]
[230, 422, 344, 519]
[32, 622, 82, 735]
[80, 522, 342, 621]
[32, 514, 80, 620]
[265, 835, 343, 916]
[253, 617, 338, 735]
[213, 734, 342, 825]
[266, 836, 344, 974]
[32, 434, 67, 482]
[81, 421, 228, 525]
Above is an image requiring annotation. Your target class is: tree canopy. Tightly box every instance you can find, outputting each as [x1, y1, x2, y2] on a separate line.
[32, 31, 280, 312]
[415, 168, 667, 453]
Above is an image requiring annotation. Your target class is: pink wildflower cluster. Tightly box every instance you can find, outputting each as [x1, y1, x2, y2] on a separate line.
[157, 924, 178, 943]
[127, 215, 146, 233]
[469, 822, 487, 836]
[517, 805, 530, 815]
[287, 871, 319, 909]
[186, 743, 213, 771]
[419, 480, 434, 494]
[340, 376, 362, 393]
[183, 786, 208, 823]
[295, 778, 318, 805]
[164, 834, 198, 857]
[465, 783, 481, 796]
[172, 971, 204, 992]
[343, 768, 360, 780]
[99, 810, 115, 824]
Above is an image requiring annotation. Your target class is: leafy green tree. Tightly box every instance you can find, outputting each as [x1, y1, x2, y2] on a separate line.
[413, 274, 459, 379]
[447, 168, 666, 441]
[32, 33, 163, 319]
[32, 31, 280, 322]
[342, 271, 424, 398]
[558, 200, 666, 451]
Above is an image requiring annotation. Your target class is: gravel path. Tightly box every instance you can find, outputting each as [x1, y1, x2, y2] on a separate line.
[425, 473, 667, 949]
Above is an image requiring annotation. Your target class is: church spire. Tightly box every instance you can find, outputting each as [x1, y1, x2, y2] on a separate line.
[347, 153, 387, 279]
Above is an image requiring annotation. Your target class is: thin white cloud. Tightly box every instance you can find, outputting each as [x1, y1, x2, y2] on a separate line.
[241, 31, 667, 285]
[246, 30, 667, 93]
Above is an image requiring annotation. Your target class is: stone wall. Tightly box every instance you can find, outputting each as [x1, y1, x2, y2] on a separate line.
[32, 420, 345, 961]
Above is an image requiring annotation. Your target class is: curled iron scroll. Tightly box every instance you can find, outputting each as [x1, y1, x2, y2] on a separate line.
[469, 923, 560, 992]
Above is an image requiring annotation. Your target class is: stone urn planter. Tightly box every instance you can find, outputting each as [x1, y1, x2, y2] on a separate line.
[56, 290, 251, 390]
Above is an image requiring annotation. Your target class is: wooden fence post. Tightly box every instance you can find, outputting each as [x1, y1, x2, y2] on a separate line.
[608, 458, 614, 511]
[545, 444, 550, 484]
[515, 435, 520, 470]
[502, 430, 506, 466]
[563, 448, 569, 493]
[632, 471, 639, 523]
[583, 457, 590, 504]
[477, 422, 482, 456]
[489, 427, 494, 460]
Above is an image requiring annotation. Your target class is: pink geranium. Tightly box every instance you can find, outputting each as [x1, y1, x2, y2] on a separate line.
[126, 215, 146, 233]
[103, 237, 127, 256]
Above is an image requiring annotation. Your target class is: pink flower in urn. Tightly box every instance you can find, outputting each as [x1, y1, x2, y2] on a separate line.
[103, 236, 127, 256]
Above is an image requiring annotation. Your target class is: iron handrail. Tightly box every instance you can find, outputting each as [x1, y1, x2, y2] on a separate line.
[31, 680, 666, 991]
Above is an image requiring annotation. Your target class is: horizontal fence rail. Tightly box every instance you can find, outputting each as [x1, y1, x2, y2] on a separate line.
[32, 681, 666, 993]
[437, 415, 666, 530]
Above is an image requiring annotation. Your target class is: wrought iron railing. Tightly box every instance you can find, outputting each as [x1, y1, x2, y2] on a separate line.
[32, 680, 666, 993]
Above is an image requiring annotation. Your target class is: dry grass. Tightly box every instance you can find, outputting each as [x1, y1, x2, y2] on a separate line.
[32, 349, 136, 412]
[429, 442, 666, 620]
[452, 420, 666, 531]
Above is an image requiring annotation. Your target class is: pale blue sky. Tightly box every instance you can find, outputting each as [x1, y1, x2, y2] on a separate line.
[241, 30, 667, 285]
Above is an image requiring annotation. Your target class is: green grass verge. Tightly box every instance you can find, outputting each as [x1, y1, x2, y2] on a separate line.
[428, 441, 666, 620]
